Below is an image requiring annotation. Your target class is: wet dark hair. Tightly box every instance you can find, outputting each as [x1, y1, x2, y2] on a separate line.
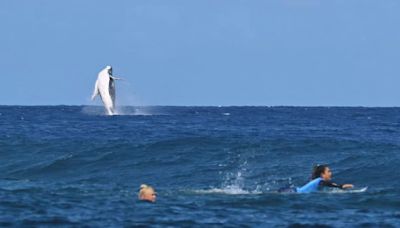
[311, 164, 328, 180]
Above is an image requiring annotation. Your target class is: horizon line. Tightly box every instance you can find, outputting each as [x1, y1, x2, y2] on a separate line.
[1, 104, 400, 108]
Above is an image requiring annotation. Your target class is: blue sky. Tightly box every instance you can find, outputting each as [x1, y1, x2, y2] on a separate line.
[1, 0, 399, 106]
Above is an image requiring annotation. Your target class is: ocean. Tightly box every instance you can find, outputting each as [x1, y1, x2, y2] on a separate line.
[0, 106, 399, 227]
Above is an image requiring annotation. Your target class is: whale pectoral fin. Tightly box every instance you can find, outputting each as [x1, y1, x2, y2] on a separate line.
[91, 80, 99, 100]
[91, 92, 98, 101]
[110, 76, 122, 80]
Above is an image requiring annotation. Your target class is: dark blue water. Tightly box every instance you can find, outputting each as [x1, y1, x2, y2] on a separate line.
[1, 106, 399, 227]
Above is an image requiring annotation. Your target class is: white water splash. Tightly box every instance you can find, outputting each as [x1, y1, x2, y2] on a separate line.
[192, 187, 260, 195]
[193, 159, 263, 195]
[115, 106, 155, 116]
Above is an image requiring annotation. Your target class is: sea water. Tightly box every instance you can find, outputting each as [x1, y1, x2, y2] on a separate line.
[0, 106, 399, 227]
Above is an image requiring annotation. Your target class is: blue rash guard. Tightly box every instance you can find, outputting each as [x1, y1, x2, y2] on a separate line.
[296, 177, 323, 193]
[296, 178, 344, 193]
[278, 178, 345, 193]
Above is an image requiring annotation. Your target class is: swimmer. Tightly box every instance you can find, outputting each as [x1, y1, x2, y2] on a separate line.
[279, 164, 354, 193]
[138, 184, 157, 202]
[296, 164, 353, 193]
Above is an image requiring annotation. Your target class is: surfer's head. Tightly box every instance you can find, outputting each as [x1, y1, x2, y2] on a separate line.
[138, 184, 157, 203]
[311, 164, 332, 180]
[106, 65, 112, 75]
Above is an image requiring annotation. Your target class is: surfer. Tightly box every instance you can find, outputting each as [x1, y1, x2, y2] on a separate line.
[279, 164, 354, 193]
[138, 184, 157, 202]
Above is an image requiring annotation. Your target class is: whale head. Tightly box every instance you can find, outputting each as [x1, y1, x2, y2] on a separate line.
[105, 65, 112, 75]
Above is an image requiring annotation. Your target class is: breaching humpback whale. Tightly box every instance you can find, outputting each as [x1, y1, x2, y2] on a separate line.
[91, 66, 121, 115]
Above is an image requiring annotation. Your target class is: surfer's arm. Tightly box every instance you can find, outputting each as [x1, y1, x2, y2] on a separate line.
[341, 184, 354, 189]
[320, 180, 342, 188]
[320, 180, 353, 189]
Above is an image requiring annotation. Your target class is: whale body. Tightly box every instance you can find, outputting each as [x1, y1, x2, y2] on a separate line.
[91, 66, 120, 115]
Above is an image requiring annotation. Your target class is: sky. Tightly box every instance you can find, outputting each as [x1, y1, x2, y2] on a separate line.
[0, 0, 399, 106]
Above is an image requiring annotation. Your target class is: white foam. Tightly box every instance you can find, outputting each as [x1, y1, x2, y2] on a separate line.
[81, 105, 163, 116]
[115, 107, 166, 116]
[192, 185, 262, 195]
[116, 107, 152, 116]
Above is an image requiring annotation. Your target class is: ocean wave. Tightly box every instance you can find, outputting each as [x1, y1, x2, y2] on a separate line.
[2, 106, 400, 226]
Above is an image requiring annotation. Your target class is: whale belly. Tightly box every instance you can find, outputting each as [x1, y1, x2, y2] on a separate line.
[97, 74, 115, 115]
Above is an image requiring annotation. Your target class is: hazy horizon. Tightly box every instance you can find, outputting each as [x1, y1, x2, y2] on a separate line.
[2, 104, 400, 108]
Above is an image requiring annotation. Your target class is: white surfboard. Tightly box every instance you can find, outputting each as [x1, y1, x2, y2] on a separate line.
[326, 186, 368, 194]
